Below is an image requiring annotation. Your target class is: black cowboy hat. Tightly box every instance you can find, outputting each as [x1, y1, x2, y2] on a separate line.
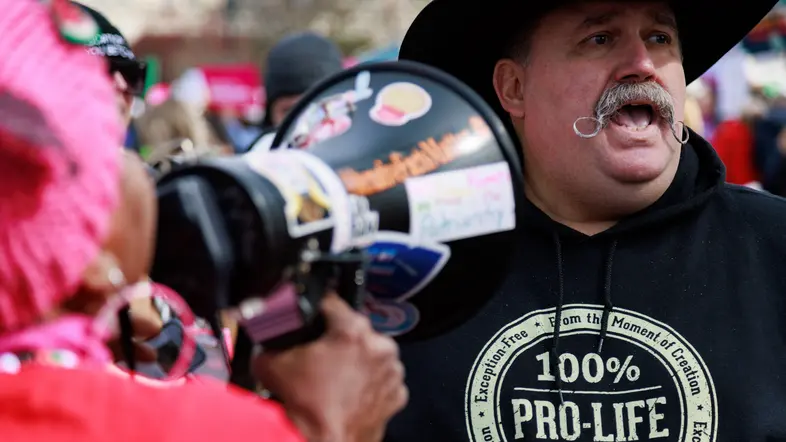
[399, 0, 779, 126]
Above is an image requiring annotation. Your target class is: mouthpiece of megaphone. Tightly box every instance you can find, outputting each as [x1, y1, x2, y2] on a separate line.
[151, 60, 524, 346]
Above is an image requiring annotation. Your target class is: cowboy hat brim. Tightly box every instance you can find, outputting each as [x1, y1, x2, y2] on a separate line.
[399, 0, 779, 124]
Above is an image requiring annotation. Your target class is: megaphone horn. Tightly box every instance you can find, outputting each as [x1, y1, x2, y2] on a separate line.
[151, 61, 525, 351]
[270, 61, 525, 340]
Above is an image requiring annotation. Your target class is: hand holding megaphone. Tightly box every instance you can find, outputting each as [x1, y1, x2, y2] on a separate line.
[252, 292, 407, 442]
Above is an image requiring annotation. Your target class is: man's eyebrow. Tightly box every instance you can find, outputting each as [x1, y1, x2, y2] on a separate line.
[574, 9, 678, 32]
[576, 11, 620, 31]
[652, 10, 678, 31]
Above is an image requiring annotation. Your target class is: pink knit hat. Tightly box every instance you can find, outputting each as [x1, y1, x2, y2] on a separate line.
[0, 0, 122, 332]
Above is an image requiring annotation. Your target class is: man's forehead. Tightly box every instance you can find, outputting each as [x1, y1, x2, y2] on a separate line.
[560, 1, 677, 31]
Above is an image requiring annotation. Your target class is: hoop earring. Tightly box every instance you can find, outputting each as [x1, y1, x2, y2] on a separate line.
[573, 116, 603, 139]
[672, 121, 690, 145]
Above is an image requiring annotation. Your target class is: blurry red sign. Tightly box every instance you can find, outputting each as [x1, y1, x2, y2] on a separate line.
[197, 64, 264, 114]
[190, 59, 358, 113]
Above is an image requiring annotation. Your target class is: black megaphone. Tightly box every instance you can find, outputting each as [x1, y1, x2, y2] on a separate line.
[150, 61, 524, 355]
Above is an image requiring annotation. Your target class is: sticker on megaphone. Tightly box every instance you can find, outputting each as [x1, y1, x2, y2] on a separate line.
[369, 81, 432, 127]
[365, 298, 420, 336]
[290, 70, 374, 149]
[356, 231, 451, 302]
[244, 150, 336, 240]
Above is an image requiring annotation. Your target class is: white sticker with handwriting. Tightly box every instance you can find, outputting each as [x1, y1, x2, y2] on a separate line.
[404, 162, 515, 243]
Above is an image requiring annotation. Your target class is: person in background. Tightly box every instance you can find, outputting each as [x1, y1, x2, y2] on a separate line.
[755, 87, 786, 195]
[136, 97, 227, 164]
[693, 76, 720, 140]
[247, 32, 344, 153]
[705, 43, 754, 133]
[762, 121, 786, 195]
[683, 85, 705, 136]
[73, 2, 146, 151]
[71, 2, 167, 333]
[711, 97, 765, 187]
[0, 2, 407, 441]
[224, 105, 266, 153]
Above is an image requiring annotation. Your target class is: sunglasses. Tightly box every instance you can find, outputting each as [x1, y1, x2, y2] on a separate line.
[109, 58, 147, 97]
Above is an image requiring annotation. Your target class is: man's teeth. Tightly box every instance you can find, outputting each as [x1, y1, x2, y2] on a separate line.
[613, 105, 653, 129]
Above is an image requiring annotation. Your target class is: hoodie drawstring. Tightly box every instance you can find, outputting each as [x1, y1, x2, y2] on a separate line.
[550, 233, 566, 404]
[598, 240, 617, 353]
[550, 234, 618, 404]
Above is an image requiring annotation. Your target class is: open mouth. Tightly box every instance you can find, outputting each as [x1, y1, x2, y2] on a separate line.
[611, 103, 656, 130]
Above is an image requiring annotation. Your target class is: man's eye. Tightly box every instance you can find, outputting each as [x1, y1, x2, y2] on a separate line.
[589, 34, 610, 45]
[649, 33, 671, 44]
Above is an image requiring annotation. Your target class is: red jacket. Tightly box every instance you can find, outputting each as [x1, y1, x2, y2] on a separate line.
[711, 120, 761, 185]
[0, 365, 305, 442]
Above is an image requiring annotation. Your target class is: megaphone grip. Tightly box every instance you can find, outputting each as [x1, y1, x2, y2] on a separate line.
[240, 284, 305, 344]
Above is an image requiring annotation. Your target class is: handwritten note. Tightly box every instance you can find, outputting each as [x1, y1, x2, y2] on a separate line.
[404, 162, 516, 243]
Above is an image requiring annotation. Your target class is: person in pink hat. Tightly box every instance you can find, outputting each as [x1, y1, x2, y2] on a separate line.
[0, 1, 407, 441]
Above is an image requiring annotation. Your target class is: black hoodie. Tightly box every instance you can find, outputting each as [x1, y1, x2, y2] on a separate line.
[385, 132, 786, 442]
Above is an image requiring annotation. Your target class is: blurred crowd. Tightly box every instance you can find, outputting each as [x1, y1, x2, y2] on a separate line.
[671, 9, 786, 196]
[122, 20, 353, 170]
[124, 33, 343, 161]
[686, 64, 780, 193]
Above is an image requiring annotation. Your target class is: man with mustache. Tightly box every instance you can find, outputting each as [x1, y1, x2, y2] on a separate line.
[386, 1, 786, 441]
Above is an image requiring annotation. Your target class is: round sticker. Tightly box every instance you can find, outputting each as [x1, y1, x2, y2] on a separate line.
[365, 298, 420, 336]
[369, 82, 432, 126]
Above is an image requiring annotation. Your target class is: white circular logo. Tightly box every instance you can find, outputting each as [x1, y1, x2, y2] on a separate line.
[465, 304, 717, 442]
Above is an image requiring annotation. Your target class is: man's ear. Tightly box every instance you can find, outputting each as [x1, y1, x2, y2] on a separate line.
[493, 59, 527, 119]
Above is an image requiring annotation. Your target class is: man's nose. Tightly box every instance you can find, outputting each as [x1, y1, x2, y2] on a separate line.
[612, 38, 657, 83]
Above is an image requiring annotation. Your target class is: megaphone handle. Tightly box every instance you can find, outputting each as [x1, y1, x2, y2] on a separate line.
[258, 260, 365, 402]
[259, 266, 331, 350]
[336, 259, 367, 310]
[258, 252, 368, 349]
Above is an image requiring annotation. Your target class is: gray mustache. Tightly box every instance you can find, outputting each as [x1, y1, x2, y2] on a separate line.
[594, 82, 675, 126]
